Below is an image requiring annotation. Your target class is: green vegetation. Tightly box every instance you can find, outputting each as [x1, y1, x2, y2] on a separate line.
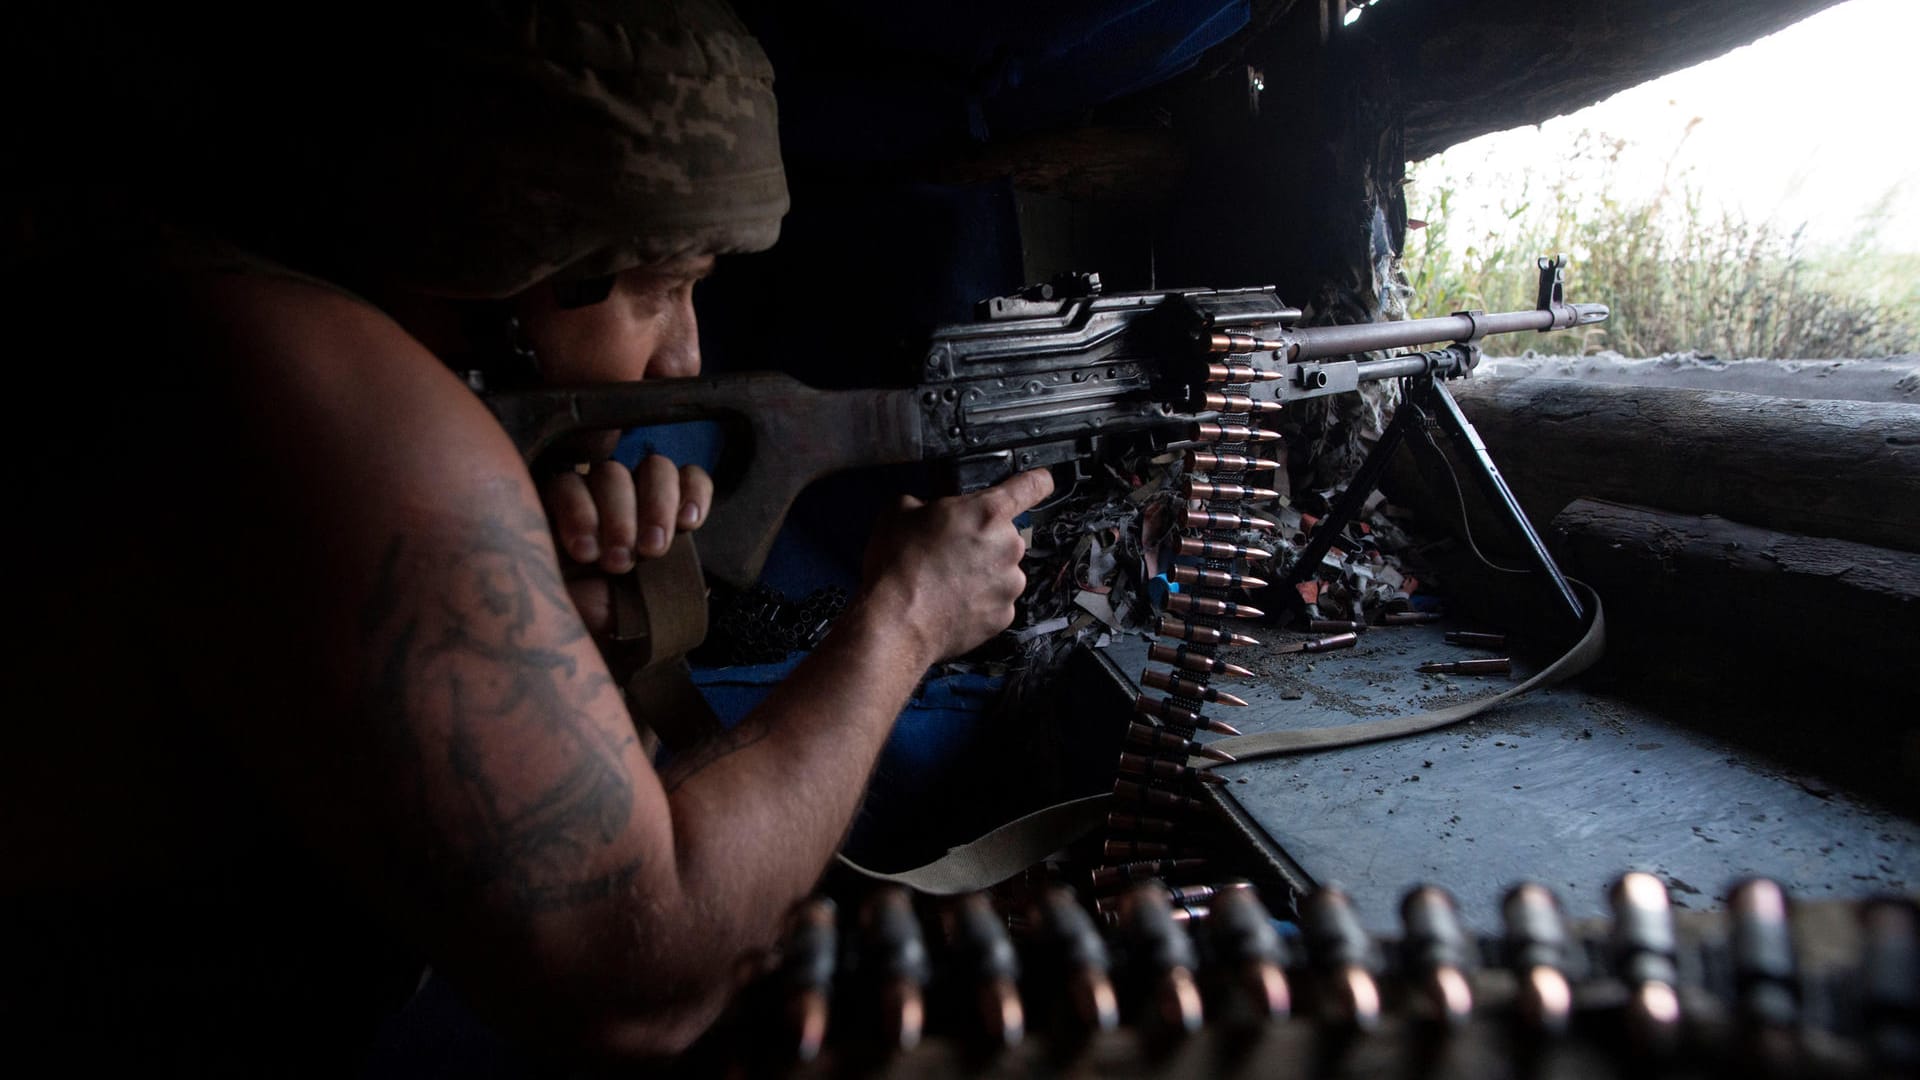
[1403, 132, 1920, 359]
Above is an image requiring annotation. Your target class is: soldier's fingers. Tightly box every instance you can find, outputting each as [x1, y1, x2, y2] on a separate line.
[977, 468, 1054, 519]
[634, 454, 682, 558]
[677, 464, 714, 531]
[588, 460, 638, 574]
[540, 470, 601, 564]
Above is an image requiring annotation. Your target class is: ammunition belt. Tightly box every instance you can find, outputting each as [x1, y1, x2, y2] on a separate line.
[698, 878, 1919, 1077]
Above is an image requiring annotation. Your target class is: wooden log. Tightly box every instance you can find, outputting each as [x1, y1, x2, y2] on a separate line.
[1550, 497, 1920, 722]
[1449, 378, 1920, 555]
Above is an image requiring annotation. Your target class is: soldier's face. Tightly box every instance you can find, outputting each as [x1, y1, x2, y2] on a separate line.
[516, 255, 714, 387]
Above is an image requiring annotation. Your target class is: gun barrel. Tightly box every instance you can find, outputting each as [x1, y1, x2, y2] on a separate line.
[1289, 303, 1607, 361]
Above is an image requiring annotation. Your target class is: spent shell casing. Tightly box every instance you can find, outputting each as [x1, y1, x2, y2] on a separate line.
[1192, 421, 1283, 444]
[1174, 535, 1273, 561]
[1205, 362, 1286, 383]
[1186, 451, 1281, 473]
[1091, 858, 1210, 891]
[1206, 331, 1288, 355]
[1140, 669, 1250, 709]
[1381, 610, 1444, 625]
[1272, 632, 1358, 655]
[1149, 642, 1258, 679]
[1177, 506, 1277, 533]
[1155, 616, 1260, 648]
[1167, 593, 1266, 621]
[1106, 811, 1180, 837]
[1416, 657, 1511, 675]
[1308, 618, 1365, 633]
[1169, 565, 1269, 592]
[1112, 780, 1208, 817]
[1202, 392, 1284, 416]
[1444, 630, 1508, 649]
[1126, 719, 1239, 763]
[1181, 478, 1282, 503]
[1117, 751, 1229, 787]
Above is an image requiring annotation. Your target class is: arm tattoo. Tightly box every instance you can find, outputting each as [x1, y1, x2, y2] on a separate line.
[361, 502, 640, 914]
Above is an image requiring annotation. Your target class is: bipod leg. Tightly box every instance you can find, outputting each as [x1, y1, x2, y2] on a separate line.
[1275, 380, 1424, 610]
[1422, 379, 1585, 631]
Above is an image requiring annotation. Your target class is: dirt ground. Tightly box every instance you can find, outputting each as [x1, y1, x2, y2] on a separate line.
[1480, 350, 1920, 403]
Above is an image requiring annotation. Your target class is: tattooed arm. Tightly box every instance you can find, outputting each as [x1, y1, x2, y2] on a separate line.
[185, 273, 1047, 1056]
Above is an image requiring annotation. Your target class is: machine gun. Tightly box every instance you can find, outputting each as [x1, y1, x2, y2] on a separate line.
[484, 257, 1605, 646]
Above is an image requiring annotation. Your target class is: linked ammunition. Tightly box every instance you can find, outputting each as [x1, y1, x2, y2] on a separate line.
[1112, 780, 1208, 817]
[1308, 618, 1365, 633]
[1167, 592, 1266, 621]
[942, 893, 1024, 1050]
[1103, 839, 1172, 861]
[1502, 882, 1573, 1038]
[1140, 669, 1250, 709]
[1117, 751, 1229, 787]
[1149, 642, 1257, 679]
[1028, 886, 1119, 1034]
[1444, 630, 1508, 649]
[1169, 565, 1269, 592]
[1204, 362, 1285, 383]
[1417, 657, 1511, 675]
[1400, 886, 1475, 1029]
[1609, 872, 1683, 1057]
[1382, 610, 1444, 625]
[1202, 392, 1283, 416]
[1186, 451, 1281, 473]
[1116, 885, 1206, 1036]
[1177, 506, 1277, 534]
[1105, 810, 1180, 837]
[1181, 479, 1282, 503]
[1155, 615, 1260, 648]
[1860, 898, 1919, 1070]
[858, 887, 932, 1053]
[773, 897, 838, 1064]
[1192, 422, 1282, 444]
[1174, 535, 1273, 561]
[1299, 886, 1382, 1032]
[1729, 878, 1799, 1069]
[1205, 887, 1291, 1026]
[1206, 331, 1288, 355]
[1125, 720, 1239, 763]
[1168, 903, 1210, 924]
[1091, 859, 1210, 892]
[1171, 881, 1252, 907]
[1133, 693, 1243, 736]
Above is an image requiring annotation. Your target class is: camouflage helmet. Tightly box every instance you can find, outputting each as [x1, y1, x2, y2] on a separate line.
[307, 0, 788, 298]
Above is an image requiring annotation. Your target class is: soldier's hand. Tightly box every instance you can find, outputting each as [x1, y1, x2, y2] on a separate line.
[539, 455, 713, 635]
[862, 469, 1053, 662]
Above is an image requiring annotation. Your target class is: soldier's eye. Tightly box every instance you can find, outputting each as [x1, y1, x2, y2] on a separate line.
[552, 274, 617, 309]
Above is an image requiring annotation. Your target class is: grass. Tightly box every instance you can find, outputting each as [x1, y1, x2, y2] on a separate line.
[1402, 131, 1920, 359]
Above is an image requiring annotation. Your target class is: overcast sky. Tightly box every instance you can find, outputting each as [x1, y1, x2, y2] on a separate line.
[1408, 0, 1920, 254]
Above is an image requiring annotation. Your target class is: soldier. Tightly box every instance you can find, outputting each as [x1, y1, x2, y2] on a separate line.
[2, 0, 1046, 1067]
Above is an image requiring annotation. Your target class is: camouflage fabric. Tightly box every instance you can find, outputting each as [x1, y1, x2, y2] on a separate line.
[322, 0, 788, 298]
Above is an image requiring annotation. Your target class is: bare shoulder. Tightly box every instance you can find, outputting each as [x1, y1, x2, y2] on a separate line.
[172, 270, 665, 948]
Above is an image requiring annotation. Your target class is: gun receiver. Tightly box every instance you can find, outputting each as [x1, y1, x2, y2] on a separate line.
[485, 257, 1606, 589]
